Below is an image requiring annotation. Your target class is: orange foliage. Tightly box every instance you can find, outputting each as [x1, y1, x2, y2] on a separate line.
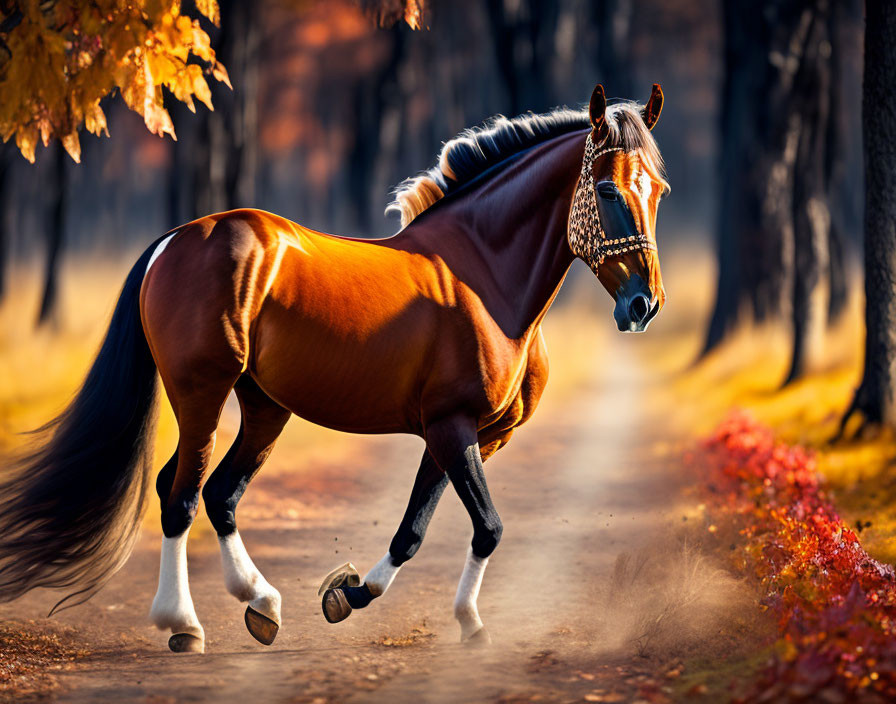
[0, 0, 230, 163]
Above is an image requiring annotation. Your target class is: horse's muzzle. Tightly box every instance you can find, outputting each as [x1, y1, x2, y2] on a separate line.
[614, 274, 659, 333]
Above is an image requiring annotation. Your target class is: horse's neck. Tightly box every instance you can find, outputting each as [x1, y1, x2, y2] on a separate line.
[418, 130, 584, 338]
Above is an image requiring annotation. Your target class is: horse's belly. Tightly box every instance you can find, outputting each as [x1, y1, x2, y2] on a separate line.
[250, 308, 428, 436]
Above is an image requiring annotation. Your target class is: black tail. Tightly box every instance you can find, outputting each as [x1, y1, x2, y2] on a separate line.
[0, 242, 163, 614]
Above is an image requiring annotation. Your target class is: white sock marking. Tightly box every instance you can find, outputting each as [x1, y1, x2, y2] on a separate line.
[454, 546, 488, 639]
[149, 531, 204, 639]
[363, 553, 401, 597]
[218, 531, 281, 624]
[145, 232, 177, 276]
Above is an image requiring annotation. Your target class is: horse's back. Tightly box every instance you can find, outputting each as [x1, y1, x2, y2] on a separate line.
[250, 227, 450, 434]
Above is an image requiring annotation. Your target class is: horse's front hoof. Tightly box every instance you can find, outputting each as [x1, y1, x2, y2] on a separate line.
[322, 588, 352, 623]
[245, 605, 279, 645]
[461, 627, 491, 647]
[168, 633, 205, 653]
[318, 562, 361, 596]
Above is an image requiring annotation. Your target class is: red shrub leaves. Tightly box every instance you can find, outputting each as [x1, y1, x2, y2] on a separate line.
[700, 411, 896, 703]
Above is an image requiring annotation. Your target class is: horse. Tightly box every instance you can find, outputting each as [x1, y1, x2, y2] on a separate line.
[0, 83, 668, 653]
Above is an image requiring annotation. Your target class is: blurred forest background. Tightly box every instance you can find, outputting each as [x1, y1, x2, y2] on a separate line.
[0, 0, 896, 428]
[0, 0, 866, 378]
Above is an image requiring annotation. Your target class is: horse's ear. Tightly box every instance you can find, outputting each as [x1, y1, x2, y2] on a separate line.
[589, 84, 608, 140]
[642, 84, 664, 130]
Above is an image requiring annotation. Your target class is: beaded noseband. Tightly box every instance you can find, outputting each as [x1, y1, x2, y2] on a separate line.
[567, 133, 656, 274]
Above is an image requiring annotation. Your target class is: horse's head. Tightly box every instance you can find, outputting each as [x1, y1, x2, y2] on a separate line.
[568, 84, 668, 332]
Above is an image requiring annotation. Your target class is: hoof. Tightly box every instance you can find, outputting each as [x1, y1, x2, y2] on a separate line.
[245, 605, 279, 645]
[318, 562, 361, 596]
[168, 633, 204, 653]
[462, 627, 491, 647]
[322, 588, 352, 624]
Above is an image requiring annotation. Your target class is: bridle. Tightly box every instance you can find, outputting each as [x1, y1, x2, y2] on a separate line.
[567, 132, 657, 274]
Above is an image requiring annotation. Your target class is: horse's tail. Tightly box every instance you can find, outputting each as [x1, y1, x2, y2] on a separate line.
[0, 240, 165, 614]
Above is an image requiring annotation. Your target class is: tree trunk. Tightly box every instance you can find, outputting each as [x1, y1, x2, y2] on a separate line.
[825, 0, 851, 323]
[785, 5, 832, 384]
[591, 0, 634, 98]
[0, 141, 12, 302]
[347, 25, 406, 233]
[702, 0, 776, 353]
[195, 0, 260, 214]
[839, 0, 896, 433]
[166, 96, 195, 226]
[703, 1, 843, 360]
[484, 0, 559, 115]
[37, 144, 66, 327]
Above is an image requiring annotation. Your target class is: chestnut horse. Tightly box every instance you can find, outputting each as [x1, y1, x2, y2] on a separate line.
[0, 84, 667, 652]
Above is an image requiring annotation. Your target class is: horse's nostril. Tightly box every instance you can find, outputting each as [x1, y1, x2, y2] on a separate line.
[629, 294, 650, 323]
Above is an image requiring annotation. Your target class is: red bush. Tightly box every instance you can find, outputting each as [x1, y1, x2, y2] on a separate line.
[700, 412, 896, 703]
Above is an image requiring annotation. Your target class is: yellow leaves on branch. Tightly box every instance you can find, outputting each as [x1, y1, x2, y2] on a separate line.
[0, 1, 231, 163]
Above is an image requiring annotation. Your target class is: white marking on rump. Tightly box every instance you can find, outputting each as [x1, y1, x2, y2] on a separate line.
[282, 234, 308, 255]
[218, 531, 281, 624]
[363, 553, 401, 597]
[454, 546, 489, 639]
[149, 531, 204, 639]
[145, 231, 177, 276]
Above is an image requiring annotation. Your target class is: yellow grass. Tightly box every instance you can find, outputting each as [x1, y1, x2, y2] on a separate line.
[654, 259, 896, 565]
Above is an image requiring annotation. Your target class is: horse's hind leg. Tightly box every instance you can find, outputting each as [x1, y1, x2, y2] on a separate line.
[202, 375, 290, 645]
[321, 450, 448, 623]
[150, 378, 236, 653]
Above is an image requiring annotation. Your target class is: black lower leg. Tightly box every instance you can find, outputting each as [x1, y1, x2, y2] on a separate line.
[202, 376, 290, 536]
[155, 449, 178, 510]
[161, 486, 202, 538]
[202, 427, 247, 536]
[342, 584, 375, 609]
[389, 451, 449, 565]
[338, 451, 448, 611]
[428, 420, 503, 559]
[157, 448, 199, 538]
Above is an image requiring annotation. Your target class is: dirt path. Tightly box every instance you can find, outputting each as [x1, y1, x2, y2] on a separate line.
[0, 318, 759, 703]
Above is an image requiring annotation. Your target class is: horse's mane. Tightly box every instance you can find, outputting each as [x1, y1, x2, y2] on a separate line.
[386, 102, 668, 229]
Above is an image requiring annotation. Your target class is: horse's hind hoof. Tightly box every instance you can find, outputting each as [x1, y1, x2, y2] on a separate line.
[168, 633, 204, 653]
[322, 588, 352, 623]
[245, 606, 279, 645]
[462, 627, 491, 647]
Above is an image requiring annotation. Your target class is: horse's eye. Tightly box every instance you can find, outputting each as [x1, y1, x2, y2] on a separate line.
[596, 181, 618, 201]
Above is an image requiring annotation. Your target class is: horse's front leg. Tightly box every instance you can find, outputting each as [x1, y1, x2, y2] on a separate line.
[426, 415, 503, 644]
[321, 450, 448, 622]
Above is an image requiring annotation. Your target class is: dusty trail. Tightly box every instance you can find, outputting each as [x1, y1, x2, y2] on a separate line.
[0, 314, 751, 703]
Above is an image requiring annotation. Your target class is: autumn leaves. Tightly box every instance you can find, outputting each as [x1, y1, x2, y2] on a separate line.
[0, 1, 230, 163]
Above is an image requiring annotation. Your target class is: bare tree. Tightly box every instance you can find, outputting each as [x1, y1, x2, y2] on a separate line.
[0, 141, 12, 302]
[195, 0, 261, 214]
[703, 0, 847, 386]
[839, 0, 896, 433]
[37, 144, 67, 327]
[786, 3, 832, 383]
